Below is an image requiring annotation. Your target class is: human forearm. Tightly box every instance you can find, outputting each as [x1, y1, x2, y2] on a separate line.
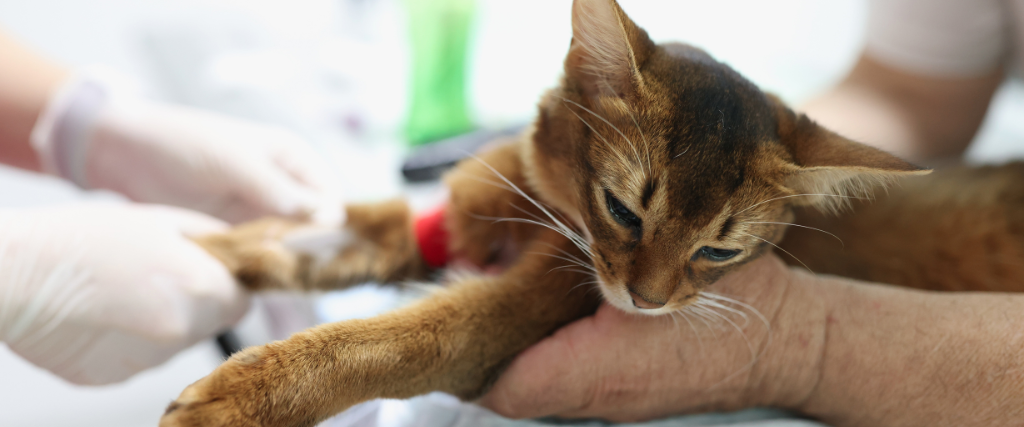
[799, 277, 1024, 426]
[802, 55, 1001, 163]
[0, 30, 69, 171]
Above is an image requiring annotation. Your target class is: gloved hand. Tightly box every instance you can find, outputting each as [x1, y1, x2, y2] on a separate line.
[0, 204, 250, 385]
[31, 72, 343, 225]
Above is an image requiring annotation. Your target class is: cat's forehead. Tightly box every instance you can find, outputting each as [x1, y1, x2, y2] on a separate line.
[639, 44, 777, 222]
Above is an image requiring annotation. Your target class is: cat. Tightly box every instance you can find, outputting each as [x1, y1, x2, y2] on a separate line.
[160, 0, 1022, 425]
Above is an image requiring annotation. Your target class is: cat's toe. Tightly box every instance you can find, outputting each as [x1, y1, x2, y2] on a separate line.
[159, 370, 260, 427]
[159, 348, 271, 427]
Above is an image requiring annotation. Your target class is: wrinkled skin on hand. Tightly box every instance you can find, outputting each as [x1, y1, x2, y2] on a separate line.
[480, 255, 827, 422]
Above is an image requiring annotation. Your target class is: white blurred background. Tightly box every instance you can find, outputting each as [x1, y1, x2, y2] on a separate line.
[0, 1, 1022, 426]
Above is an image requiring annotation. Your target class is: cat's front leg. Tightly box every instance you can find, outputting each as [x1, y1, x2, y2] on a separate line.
[160, 229, 600, 427]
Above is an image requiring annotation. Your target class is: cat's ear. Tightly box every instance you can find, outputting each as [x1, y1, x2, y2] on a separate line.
[566, 0, 655, 99]
[774, 101, 930, 212]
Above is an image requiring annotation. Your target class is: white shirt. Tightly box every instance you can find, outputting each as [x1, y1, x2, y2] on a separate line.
[867, 0, 1024, 77]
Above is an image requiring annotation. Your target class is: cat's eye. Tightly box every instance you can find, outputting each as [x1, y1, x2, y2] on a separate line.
[605, 190, 642, 229]
[698, 246, 741, 262]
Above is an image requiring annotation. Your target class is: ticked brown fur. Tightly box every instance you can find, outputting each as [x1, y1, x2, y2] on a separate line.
[161, 1, 1023, 426]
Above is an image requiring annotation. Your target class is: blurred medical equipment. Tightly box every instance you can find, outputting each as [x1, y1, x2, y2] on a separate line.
[400, 124, 523, 182]
[0, 204, 249, 385]
[405, 0, 476, 145]
[32, 70, 345, 225]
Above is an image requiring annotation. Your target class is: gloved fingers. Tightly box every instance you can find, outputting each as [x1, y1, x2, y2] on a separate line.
[136, 204, 230, 237]
[228, 156, 338, 224]
[199, 192, 261, 225]
[268, 138, 345, 226]
[128, 204, 251, 332]
[152, 222, 252, 343]
[261, 129, 327, 186]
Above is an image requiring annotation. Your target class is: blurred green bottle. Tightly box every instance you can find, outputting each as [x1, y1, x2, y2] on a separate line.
[404, 0, 476, 145]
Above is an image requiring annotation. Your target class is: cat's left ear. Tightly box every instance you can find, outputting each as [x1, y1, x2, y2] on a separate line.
[774, 100, 931, 212]
[565, 0, 656, 99]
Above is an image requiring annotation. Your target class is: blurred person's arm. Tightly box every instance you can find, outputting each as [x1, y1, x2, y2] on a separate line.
[0, 30, 69, 171]
[803, 0, 1009, 163]
[801, 55, 1002, 162]
[0, 29, 342, 224]
[480, 255, 1024, 426]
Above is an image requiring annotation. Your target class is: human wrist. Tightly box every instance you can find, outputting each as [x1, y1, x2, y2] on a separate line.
[792, 279, 1024, 426]
[741, 266, 829, 410]
[29, 69, 139, 188]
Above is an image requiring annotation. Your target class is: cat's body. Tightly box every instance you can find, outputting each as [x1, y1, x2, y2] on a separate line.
[160, 1, 1024, 426]
[782, 163, 1024, 292]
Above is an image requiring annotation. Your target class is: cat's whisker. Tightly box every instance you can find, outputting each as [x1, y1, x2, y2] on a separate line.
[453, 172, 580, 234]
[448, 171, 575, 230]
[736, 193, 868, 216]
[741, 232, 814, 274]
[674, 310, 706, 356]
[463, 209, 590, 257]
[740, 221, 845, 248]
[458, 172, 577, 228]
[701, 292, 771, 336]
[673, 146, 690, 159]
[552, 267, 599, 277]
[450, 171, 592, 255]
[542, 257, 596, 273]
[534, 242, 596, 271]
[547, 265, 597, 276]
[581, 284, 604, 298]
[508, 203, 588, 246]
[560, 98, 647, 180]
[521, 199, 580, 234]
[480, 216, 594, 259]
[685, 305, 721, 339]
[596, 79, 649, 171]
[561, 103, 634, 170]
[568, 280, 601, 297]
[668, 310, 681, 335]
[697, 298, 750, 328]
[448, 171, 519, 194]
[464, 155, 595, 258]
[616, 89, 653, 177]
[699, 302, 762, 390]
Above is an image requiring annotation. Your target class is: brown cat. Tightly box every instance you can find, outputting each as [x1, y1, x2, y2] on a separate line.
[160, 0, 1022, 425]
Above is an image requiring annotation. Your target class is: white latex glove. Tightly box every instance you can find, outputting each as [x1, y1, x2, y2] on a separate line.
[0, 204, 250, 385]
[31, 73, 344, 225]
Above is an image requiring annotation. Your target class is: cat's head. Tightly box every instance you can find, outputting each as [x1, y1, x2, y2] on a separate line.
[524, 0, 927, 315]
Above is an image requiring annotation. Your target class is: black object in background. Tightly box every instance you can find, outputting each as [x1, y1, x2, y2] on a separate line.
[401, 125, 526, 182]
[215, 331, 243, 358]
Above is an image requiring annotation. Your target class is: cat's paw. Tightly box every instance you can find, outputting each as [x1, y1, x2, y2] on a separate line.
[196, 200, 428, 292]
[160, 387, 258, 427]
[159, 346, 316, 427]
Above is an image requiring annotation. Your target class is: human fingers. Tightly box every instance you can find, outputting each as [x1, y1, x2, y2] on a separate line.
[137, 204, 230, 236]
[479, 313, 604, 419]
[223, 156, 326, 223]
[270, 140, 345, 226]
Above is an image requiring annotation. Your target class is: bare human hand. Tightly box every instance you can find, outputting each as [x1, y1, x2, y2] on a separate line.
[479, 254, 826, 422]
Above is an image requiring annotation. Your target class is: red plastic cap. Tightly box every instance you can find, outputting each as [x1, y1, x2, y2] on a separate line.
[414, 205, 450, 268]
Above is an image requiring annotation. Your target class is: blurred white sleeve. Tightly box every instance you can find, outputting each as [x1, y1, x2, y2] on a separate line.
[866, 0, 1011, 77]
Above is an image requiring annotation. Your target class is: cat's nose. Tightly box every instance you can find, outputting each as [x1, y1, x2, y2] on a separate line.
[628, 290, 665, 309]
